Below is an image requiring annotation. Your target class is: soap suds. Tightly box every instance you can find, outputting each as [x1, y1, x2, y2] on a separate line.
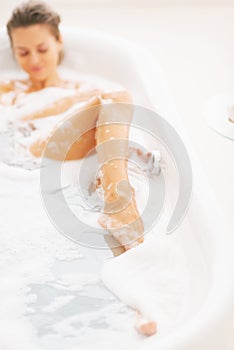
[0, 69, 191, 349]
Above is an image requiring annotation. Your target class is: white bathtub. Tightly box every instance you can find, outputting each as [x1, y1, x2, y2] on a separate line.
[0, 27, 233, 350]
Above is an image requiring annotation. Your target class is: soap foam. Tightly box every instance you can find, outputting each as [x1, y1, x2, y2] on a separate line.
[0, 70, 190, 349]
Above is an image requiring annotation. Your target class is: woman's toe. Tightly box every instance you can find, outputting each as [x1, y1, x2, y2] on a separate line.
[137, 320, 157, 336]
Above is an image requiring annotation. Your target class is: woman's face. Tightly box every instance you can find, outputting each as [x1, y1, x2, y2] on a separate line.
[11, 24, 62, 82]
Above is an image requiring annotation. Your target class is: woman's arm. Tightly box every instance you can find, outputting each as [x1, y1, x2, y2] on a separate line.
[21, 88, 103, 121]
[0, 81, 16, 105]
[21, 88, 132, 121]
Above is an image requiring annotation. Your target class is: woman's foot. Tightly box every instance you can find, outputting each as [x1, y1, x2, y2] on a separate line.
[135, 316, 157, 337]
[98, 183, 144, 250]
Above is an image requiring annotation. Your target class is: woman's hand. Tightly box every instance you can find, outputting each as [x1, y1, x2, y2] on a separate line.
[100, 89, 133, 103]
[75, 88, 103, 99]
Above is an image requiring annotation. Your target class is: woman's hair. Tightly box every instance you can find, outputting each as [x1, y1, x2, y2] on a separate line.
[6, 0, 64, 64]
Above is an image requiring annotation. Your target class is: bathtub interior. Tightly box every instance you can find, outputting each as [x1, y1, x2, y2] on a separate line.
[0, 26, 233, 350]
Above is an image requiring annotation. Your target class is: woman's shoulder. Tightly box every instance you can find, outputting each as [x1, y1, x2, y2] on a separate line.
[0, 79, 29, 106]
[0, 79, 28, 93]
[0, 80, 15, 93]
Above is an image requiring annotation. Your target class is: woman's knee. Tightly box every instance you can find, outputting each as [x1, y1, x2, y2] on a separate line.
[97, 97, 134, 128]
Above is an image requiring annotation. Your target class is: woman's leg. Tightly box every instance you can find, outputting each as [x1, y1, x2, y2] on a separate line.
[27, 92, 156, 335]
[26, 90, 144, 248]
[94, 91, 144, 250]
[28, 97, 101, 160]
[95, 94, 157, 335]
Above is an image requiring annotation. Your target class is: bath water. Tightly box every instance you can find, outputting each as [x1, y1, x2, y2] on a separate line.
[0, 69, 190, 349]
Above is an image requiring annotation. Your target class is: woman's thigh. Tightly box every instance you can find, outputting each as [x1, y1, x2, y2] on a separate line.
[30, 97, 102, 161]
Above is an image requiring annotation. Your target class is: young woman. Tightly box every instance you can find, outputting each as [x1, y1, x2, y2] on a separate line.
[1, 0, 157, 336]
